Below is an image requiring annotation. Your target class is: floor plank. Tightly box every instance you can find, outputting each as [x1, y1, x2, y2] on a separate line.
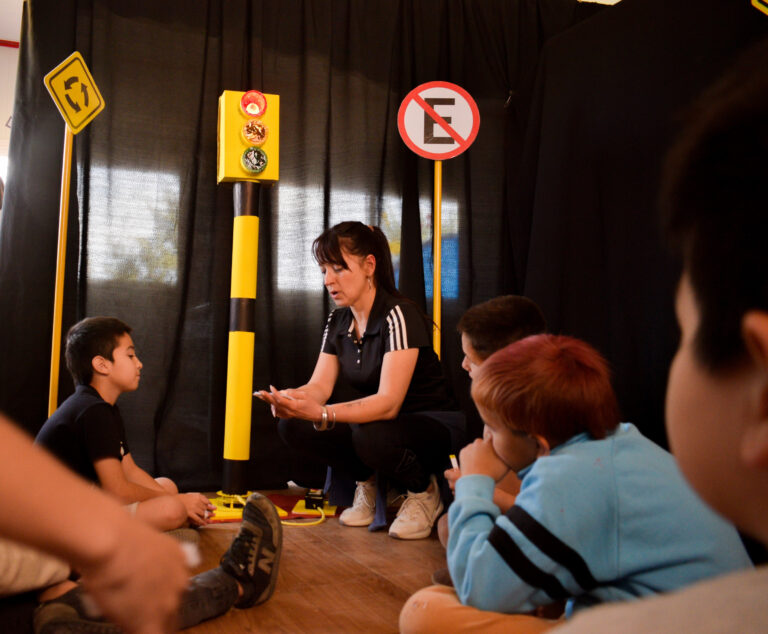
[184, 492, 446, 633]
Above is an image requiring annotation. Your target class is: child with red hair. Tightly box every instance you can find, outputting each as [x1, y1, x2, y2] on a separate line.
[400, 335, 751, 633]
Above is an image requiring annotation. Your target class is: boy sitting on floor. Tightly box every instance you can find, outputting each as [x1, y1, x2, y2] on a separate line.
[36, 316, 213, 531]
[400, 334, 752, 633]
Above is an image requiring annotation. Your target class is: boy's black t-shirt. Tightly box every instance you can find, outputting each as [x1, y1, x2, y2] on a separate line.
[35, 384, 130, 485]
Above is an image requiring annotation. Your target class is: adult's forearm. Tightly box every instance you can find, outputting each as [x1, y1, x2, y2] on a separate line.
[330, 393, 400, 423]
[0, 417, 137, 569]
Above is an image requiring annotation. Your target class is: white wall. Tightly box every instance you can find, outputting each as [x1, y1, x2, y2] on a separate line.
[0, 44, 18, 180]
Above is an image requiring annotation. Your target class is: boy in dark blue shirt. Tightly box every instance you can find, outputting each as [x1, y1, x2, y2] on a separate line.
[37, 316, 213, 530]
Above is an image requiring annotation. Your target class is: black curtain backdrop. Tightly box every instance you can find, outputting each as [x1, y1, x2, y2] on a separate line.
[513, 0, 768, 448]
[0, 0, 592, 490]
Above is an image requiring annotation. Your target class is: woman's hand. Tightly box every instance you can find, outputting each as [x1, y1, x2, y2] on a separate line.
[256, 385, 324, 422]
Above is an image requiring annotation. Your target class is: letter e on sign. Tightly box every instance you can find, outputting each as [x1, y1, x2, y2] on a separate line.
[398, 81, 479, 160]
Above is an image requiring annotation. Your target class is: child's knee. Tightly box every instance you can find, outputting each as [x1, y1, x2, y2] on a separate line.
[155, 477, 178, 494]
[400, 586, 456, 634]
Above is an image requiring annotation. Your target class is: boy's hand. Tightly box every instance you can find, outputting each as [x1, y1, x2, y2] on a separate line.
[444, 467, 461, 493]
[459, 438, 510, 482]
[179, 493, 215, 526]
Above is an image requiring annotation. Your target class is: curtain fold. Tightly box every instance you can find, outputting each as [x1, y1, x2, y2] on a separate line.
[0, 0, 584, 490]
[514, 0, 768, 448]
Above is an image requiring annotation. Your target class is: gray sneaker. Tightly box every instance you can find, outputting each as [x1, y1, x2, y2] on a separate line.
[33, 588, 120, 634]
[220, 492, 282, 608]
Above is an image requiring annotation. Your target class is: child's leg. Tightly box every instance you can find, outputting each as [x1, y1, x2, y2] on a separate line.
[132, 496, 187, 531]
[400, 585, 560, 634]
[0, 537, 72, 598]
[437, 513, 450, 548]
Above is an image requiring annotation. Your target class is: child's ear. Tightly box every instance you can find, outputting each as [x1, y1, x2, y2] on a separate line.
[740, 311, 768, 469]
[91, 355, 111, 376]
[532, 434, 551, 458]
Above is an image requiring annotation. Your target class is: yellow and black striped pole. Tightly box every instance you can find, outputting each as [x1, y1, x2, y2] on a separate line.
[222, 182, 258, 494]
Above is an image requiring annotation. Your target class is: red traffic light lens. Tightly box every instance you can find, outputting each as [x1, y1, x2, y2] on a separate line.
[240, 90, 267, 117]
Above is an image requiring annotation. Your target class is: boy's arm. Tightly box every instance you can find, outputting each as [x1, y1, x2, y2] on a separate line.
[120, 453, 167, 492]
[95, 456, 169, 503]
[448, 440, 588, 614]
[0, 416, 188, 633]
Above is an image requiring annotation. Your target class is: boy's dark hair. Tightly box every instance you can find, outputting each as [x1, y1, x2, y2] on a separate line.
[457, 295, 546, 360]
[662, 36, 768, 372]
[471, 334, 620, 448]
[65, 317, 132, 386]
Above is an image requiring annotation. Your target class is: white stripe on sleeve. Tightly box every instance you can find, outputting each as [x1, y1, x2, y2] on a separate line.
[386, 306, 408, 350]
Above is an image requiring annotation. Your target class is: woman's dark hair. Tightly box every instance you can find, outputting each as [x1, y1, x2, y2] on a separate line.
[312, 221, 406, 301]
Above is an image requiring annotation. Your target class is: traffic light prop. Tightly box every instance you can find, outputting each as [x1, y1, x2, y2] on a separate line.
[217, 90, 279, 183]
[215, 90, 279, 505]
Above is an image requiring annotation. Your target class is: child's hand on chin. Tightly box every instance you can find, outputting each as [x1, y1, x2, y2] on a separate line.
[459, 438, 509, 482]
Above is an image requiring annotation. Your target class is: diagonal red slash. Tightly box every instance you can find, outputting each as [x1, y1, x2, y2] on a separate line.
[413, 93, 469, 150]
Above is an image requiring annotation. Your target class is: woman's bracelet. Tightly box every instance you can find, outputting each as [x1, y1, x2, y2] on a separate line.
[313, 405, 337, 431]
[313, 406, 329, 431]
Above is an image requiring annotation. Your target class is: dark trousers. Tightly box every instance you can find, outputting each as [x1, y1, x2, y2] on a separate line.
[277, 413, 452, 494]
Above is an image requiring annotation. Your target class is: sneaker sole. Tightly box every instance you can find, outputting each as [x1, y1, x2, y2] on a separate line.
[241, 492, 283, 606]
[338, 515, 374, 527]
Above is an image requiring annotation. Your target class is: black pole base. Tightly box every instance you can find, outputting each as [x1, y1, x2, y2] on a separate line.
[222, 459, 249, 496]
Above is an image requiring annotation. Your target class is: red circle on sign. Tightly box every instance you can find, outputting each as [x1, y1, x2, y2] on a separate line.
[398, 81, 480, 160]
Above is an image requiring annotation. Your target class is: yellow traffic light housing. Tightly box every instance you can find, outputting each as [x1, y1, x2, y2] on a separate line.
[217, 90, 279, 183]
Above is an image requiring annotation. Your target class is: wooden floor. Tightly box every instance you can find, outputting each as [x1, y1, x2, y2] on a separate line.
[185, 491, 446, 633]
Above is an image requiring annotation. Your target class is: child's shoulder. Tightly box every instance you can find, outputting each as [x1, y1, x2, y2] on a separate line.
[51, 386, 111, 423]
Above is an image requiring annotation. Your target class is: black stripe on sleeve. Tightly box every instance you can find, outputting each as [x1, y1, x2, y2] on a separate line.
[488, 525, 569, 601]
[506, 505, 599, 593]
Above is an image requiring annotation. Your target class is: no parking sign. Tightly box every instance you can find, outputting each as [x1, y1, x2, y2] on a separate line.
[397, 81, 480, 160]
[397, 81, 479, 358]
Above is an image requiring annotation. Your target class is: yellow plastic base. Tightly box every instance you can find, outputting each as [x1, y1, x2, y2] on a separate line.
[207, 491, 288, 522]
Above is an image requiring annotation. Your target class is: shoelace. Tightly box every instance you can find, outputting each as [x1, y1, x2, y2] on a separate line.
[353, 483, 374, 509]
[230, 526, 256, 559]
[397, 493, 431, 520]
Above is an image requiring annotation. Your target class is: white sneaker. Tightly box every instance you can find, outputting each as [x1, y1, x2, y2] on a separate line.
[338, 478, 376, 527]
[388, 475, 444, 540]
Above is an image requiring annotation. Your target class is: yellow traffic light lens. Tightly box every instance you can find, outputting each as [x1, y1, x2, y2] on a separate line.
[242, 119, 268, 146]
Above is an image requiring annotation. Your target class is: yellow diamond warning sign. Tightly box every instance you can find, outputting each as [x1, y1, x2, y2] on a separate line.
[44, 52, 105, 134]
